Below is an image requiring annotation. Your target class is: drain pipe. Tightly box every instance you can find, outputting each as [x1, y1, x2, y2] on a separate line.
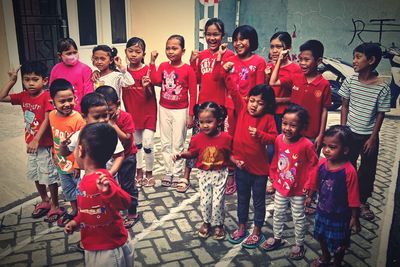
[235, 0, 240, 27]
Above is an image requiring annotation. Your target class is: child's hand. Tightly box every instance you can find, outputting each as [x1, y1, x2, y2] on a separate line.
[278, 49, 290, 61]
[314, 135, 323, 151]
[108, 109, 120, 125]
[142, 69, 152, 91]
[186, 116, 194, 129]
[172, 153, 182, 162]
[96, 171, 111, 193]
[27, 139, 39, 154]
[363, 136, 377, 155]
[218, 43, 228, 56]
[64, 219, 78, 234]
[235, 160, 245, 169]
[150, 51, 158, 64]
[60, 131, 73, 147]
[114, 56, 125, 71]
[8, 65, 21, 83]
[91, 70, 100, 82]
[248, 126, 257, 137]
[190, 50, 199, 62]
[265, 66, 272, 77]
[349, 216, 361, 233]
[223, 62, 234, 72]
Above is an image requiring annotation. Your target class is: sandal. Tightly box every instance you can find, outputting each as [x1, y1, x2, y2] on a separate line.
[261, 237, 285, 251]
[142, 176, 156, 187]
[44, 207, 66, 223]
[124, 214, 140, 228]
[228, 229, 250, 244]
[311, 258, 331, 267]
[225, 176, 237, 195]
[360, 203, 375, 220]
[289, 245, 306, 260]
[198, 222, 211, 238]
[171, 176, 181, 188]
[242, 233, 266, 249]
[305, 204, 316, 215]
[135, 169, 143, 188]
[32, 201, 51, 218]
[213, 225, 226, 240]
[161, 175, 173, 187]
[176, 178, 190, 193]
[57, 212, 77, 227]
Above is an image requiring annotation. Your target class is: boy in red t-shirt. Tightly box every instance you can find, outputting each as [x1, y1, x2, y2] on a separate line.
[64, 123, 133, 265]
[96, 85, 139, 228]
[0, 61, 60, 220]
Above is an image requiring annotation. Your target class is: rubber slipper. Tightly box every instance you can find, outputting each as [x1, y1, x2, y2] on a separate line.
[142, 176, 155, 187]
[161, 175, 173, 187]
[171, 176, 181, 188]
[124, 214, 140, 228]
[176, 178, 190, 193]
[213, 226, 226, 240]
[198, 223, 211, 238]
[261, 237, 285, 251]
[228, 230, 250, 244]
[57, 212, 77, 227]
[311, 258, 331, 267]
[44, 207, 66, 223]
[242, 233, 266, 249]
[289, 245, 306, 260]
[32, 202, 51, 218]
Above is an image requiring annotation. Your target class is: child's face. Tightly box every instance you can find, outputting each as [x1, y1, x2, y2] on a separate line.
[60, 46, 79, 66]
[166, 38, 184, 63]
[85, 105, 109, 124]
[126, 44, 145, 66]
[247, 94, 265, 117]
[352, 52, 374, 73]
[270, 38, 286, 62]
[107, 102, 119, 120]
[92, 50, 112, 72]
[322, 135, 348, 162]
[205, 24, 223, 52]
[22, 73, 47, 96]
[298, 50, 320, 76]
[282, 112, 302, 142]
[233, 33, 251, 57]
[199, 110, 219, 136]
[52, 89, 75, 116]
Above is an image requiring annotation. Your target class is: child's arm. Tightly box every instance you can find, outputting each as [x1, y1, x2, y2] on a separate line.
[114, 56, 135, 87]
[212, 44, 229, 81]
[340, 98, 349, 126]
[225, 74, 245, 111]
[149, 51, 162, 86]
[187, 66, 198, 128]
[256, 58, 266, 86]
[268, 138, 279, 182]
[59, 131, 74, 157]
[97, 171, 131, 209]
[27, 111, 50, 154]
[230, 155, 245, 169]
[173, 151, 196, 161]
[269, 50, 290, 86]
[64, 219, 78, 234]
[248, 118, 278, 145]
[349, 207, 361, 233]
[0, 66, 20, 102]
[82, 65, 94, 95]
[109, 151, 124, 176]
[363, 112, 385, 155]
[314, 107, 328, 150]
[190, 50, 201, 83]
[109, 111, 132, 145]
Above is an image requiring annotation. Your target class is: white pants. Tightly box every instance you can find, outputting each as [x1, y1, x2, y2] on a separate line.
[84, 241, 134, 267]
[273, 191, 306, 246]
[198, 168, 229, 225]
[159, 106, 187, 177]
[134, 129, 155, 171]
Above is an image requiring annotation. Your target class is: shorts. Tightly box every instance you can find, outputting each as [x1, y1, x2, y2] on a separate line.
[59, 173, 79, 201]
[27, 146, 59, 186]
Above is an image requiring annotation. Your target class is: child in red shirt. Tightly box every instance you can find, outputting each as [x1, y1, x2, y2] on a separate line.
[262, 104, 318, 260]
[173, 102, 231, 240]
[123, 37, 157, 188]
[225, 80, 277, 249]
[0, 61, 60, 221]
[96, 86, 139, 229]
[64, 123, 133, 266]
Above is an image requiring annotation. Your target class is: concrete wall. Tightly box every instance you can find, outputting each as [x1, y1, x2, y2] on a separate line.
[0, 2, 11, 85]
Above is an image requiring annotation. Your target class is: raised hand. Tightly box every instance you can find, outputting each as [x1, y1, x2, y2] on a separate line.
[114, 56, 125, 71]
[223, 62, 234, 72]
[150, 51, 158, 64]
[96, 171, 111, 193]
[248, 126, 257, 137]
[8, 65, 21, 83]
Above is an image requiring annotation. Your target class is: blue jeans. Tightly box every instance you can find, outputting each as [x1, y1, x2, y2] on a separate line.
[235, 168, 267, 228]
[59, 173, 78, 201]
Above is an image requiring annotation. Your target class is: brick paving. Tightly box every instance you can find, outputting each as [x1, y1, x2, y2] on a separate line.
[0, 111, 399, 266]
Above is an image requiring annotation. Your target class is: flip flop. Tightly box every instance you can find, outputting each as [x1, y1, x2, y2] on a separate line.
[142, 176, 156, 187]
[171, 176, 181, 188]
[228, 230, 250, 244]
[44, 207, 66, 223]
[289, 245, 306, 260]
[261, 237, 285, 251]
[57, 212, 77, 227]
[161, 175, 173, 187]
[124, 214, 140, 228]
[198, 222, 211, 238]
[176, 178, 190, 193]
[225, 176, 237, 195]
[32, 202, 51, 218]
[242, 233, 266, 249]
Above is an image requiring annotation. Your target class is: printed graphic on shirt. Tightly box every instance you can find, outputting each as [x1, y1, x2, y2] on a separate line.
[239, 67, 249, 80]
[94, 80, 105, 89]
[201, 146, 225, 170]
[276, 149, 298, 192]
[52, 130, 73, 173]
[162, 70, 183, 101]
[24, 110, 39, 137]
[200, 58, 215, 75]
[80, 205, 107, 216]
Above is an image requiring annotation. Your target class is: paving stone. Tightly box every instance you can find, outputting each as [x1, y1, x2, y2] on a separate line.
[148, 192, 171, 200]
[16, 241, 47, 253]
[161, 250, 192, 262]
[268, 258, 292, 266]
[166, 228, 183, 242]
[161, 261, 181, 267]
[31, 249, 48, 267]
[180, 258, 200, 267]
[139, 247, 161, 265]
[35, 232, 65, 242]
[175, 218, 193, 232]
[0, 253, 28, 264]
[142, 210, 158, 224]
[2, 213, 19, 226]
[187, 210, 202, 222]
[154, 205, 168, 215]
[192, 247, 214, 264]
[143, 230, 164, 239]
[51, 252, 83, 265]
[162, 197, 175, 208]
[50, 238, 66, 255]
[153, 237, 171, 253]
[16, 229, 32, 238]
[0, 232, 14, 241]
[134, 240, 151, 249]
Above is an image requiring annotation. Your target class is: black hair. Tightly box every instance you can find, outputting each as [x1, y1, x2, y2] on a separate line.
[283, 103, 309, 130]
[324, 125, 353, 151]
[21, 61, 48, 78]
[353, 42, 382, 70]
[126, 37, 146, 64]
[167, 34, 185, 49]
[194, 101, 227, 124]
[57, 38, 77, 53]
[49, 78, 74, 99]
[204, 18, 225, 36]
[92, 45, 118, 71]
[248, 84, 276, 115]
[270, 31, 292, 49]
[80, 92, 107, 116]
[300, 39, 324, 59]
[79, 122, 117, 166]
[232, 25, 259, 52]
[96, 85, 119, 104]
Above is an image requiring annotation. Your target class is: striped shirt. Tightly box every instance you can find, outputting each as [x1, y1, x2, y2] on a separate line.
[338, 75, 391, 134]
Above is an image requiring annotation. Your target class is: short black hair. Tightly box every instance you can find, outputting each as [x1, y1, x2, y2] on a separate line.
[57, 38, 77, 53]
[80, 92, 107, 116]
[270, 31, 292, 49]
[248, 84, 276, 115]
[353, 42, 382, 70]
[194, 101, 227, 123]
[49, 78, 74, 99]
[167, 34, 185, 49]
[300, 39, 324, 59]
[283, 103, 309, 131]
[79, 122, 117, 166]
[324, 125, 353, 150]
[21, 61, 48, 78]
[96, 85, 119, 104]
[126, 37, 146, 63]
[204, 18, 225, 36]
[92, 45, 118, 71]
[232, 25, 259, 52]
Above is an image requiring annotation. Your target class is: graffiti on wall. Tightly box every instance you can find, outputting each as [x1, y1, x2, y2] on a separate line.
[348, 18, 400, 46]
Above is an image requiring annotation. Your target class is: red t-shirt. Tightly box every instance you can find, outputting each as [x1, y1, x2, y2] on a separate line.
[228, 80, 277, 175]
[10, 90, 53, 147]
[191, 49, 235, 106]
[267, 62, 302, 114]
[270, 134, 319, 197]
[282, 73, 331, 138]
[122, 65, 157, 131]
[74, 169, 131, 251]
[149, 62, 197, 115]
[116, 110, 137, 156]
[188, 131, 232, 170]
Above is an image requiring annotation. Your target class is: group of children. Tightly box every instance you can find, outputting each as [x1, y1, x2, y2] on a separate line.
[0, 16, 391, 266]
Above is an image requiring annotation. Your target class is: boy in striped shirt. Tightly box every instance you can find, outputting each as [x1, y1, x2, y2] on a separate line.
[339, 42, 391, 220]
